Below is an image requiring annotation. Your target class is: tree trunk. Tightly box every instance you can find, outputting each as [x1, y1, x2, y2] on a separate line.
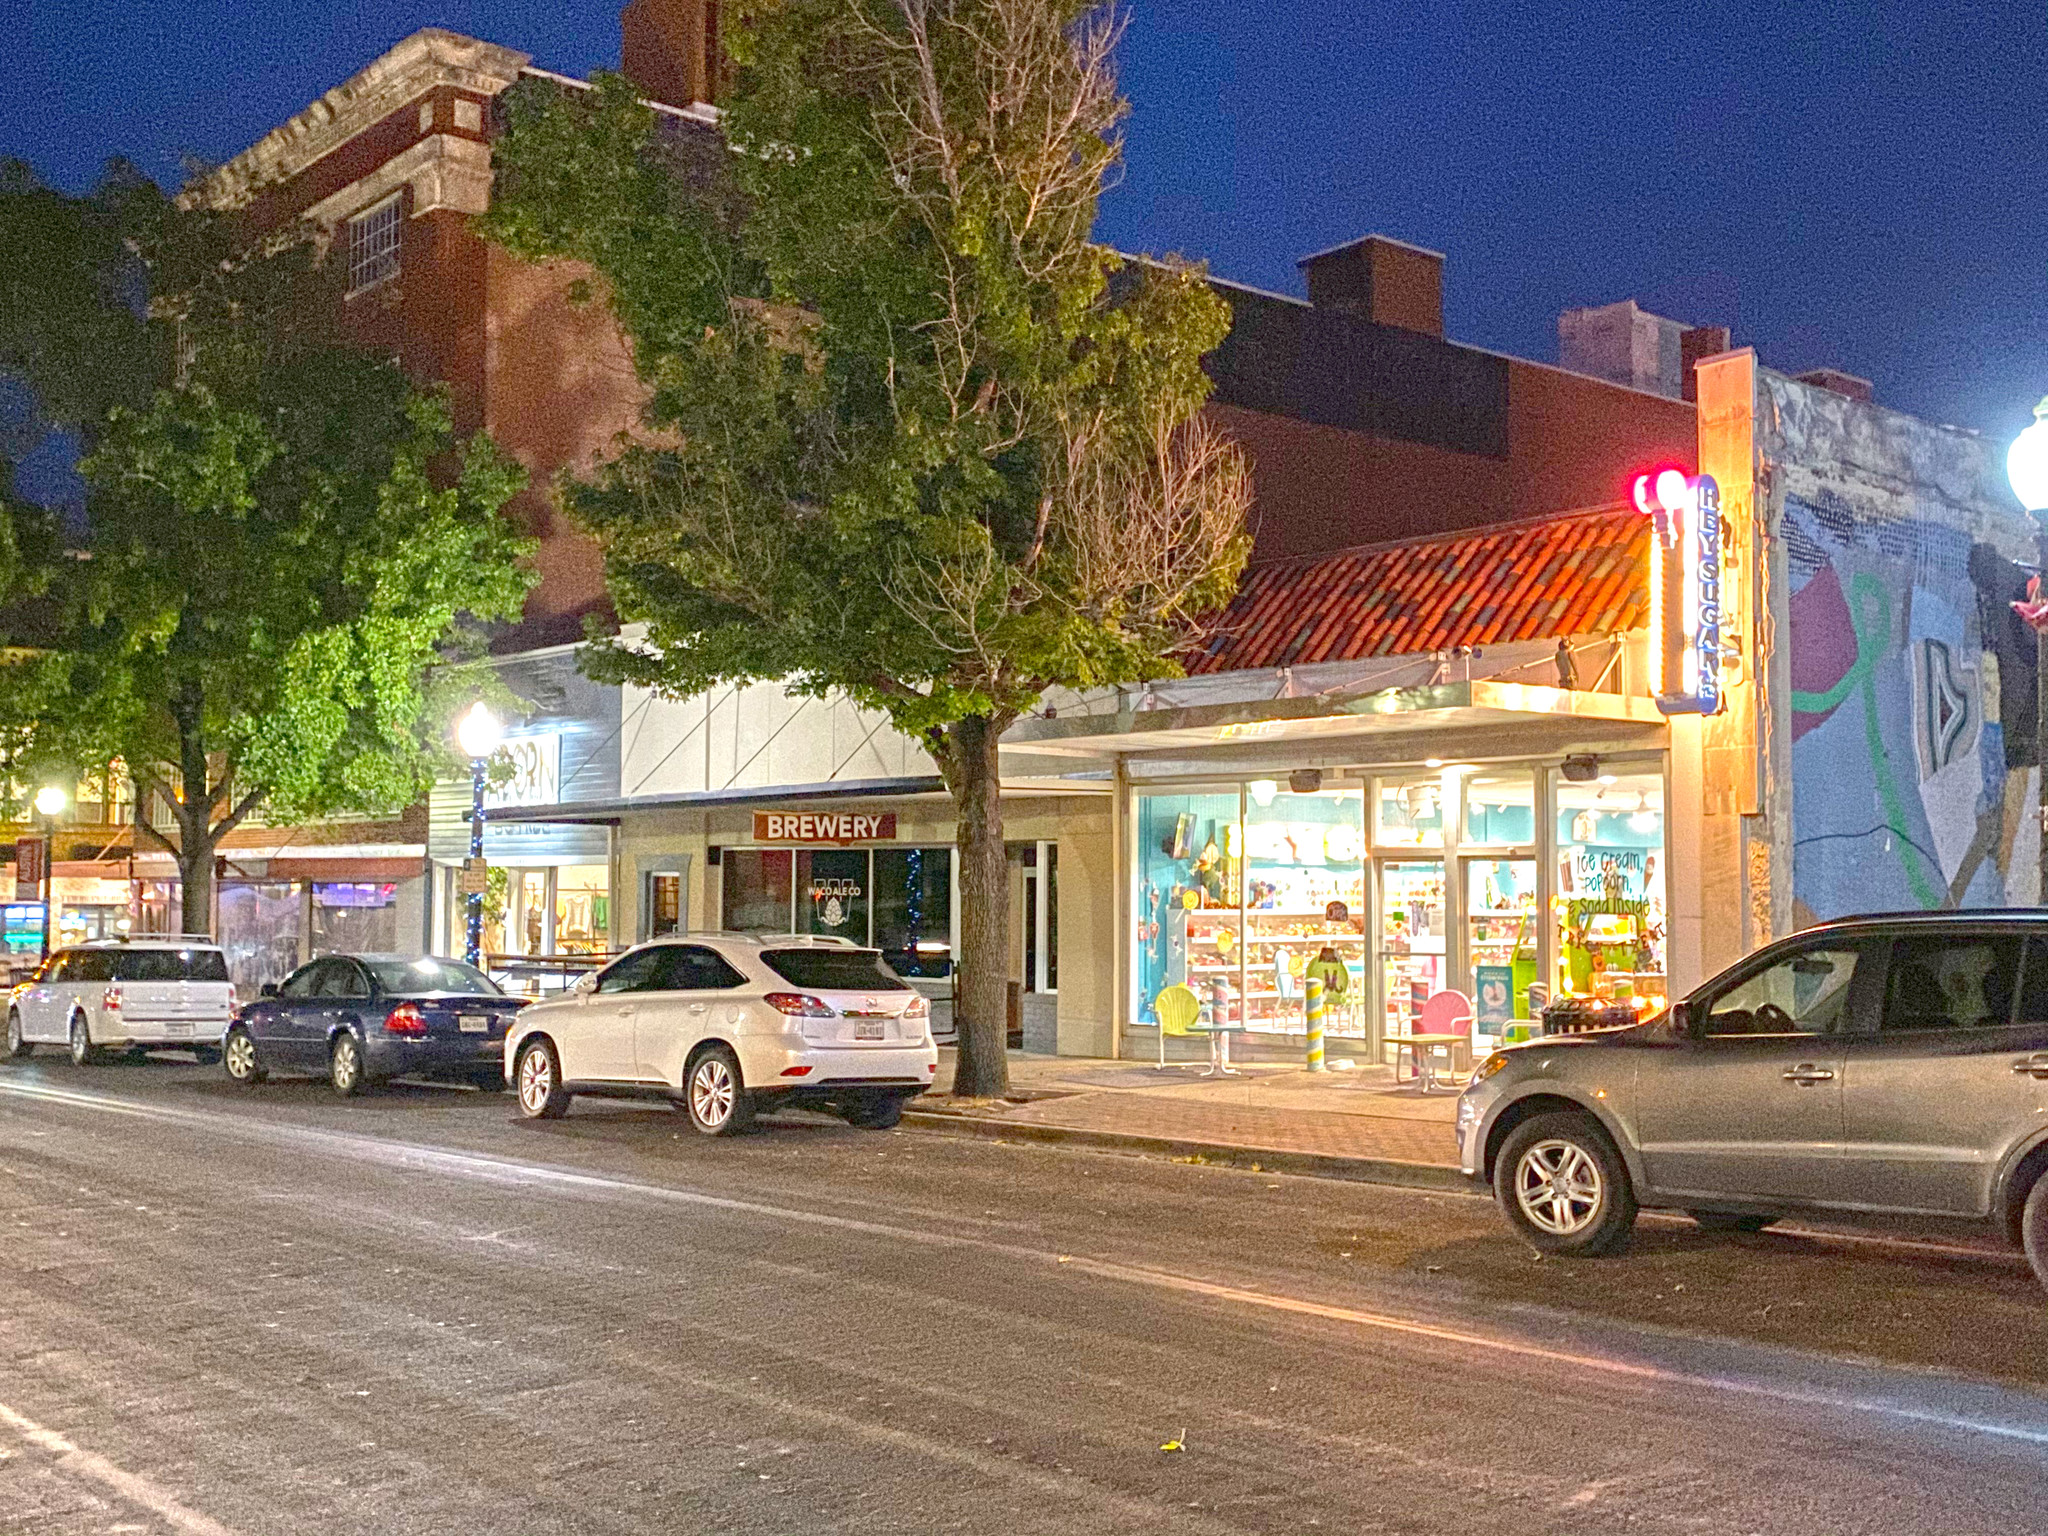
[177, 835, 214, 937]
[943, 713, 1010, 1099]
[170, 681, 217, 937]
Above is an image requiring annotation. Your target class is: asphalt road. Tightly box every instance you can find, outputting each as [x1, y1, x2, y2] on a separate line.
[3, 1055, 2048, 1535]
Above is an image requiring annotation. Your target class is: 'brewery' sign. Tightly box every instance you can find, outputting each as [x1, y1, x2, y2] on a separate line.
[752, 812, 898, 845]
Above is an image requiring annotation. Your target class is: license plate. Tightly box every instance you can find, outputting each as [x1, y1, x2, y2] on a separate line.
[459, 1015, 490, 1034]
[854, 1021, 885, 1041]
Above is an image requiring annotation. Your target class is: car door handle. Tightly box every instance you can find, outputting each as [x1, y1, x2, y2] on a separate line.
[688, 1002, 707, 1015]
[1782, 1065, 1835, 1085]
[2012, 1055, 2048, 1079]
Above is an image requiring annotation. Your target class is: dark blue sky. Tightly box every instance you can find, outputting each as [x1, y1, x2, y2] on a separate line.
[7, 0, 2046, 440]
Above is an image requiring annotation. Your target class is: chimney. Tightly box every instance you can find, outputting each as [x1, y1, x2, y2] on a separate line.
[1297, 235, 1444, 337]
[621, 0, 723, 109]
[1559, 300, 1730, 402]
[1795, 368, 1874, 404]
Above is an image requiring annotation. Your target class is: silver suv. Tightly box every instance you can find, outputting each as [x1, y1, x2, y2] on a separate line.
[1458, 914, 2048, 1291]
[6, 938, 234, 1065]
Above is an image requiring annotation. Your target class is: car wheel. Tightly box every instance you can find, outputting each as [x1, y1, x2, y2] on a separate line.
[1688, 1210, 1777, 1234]
[684, 1046, 755, 1137]
[2021, 1177, 2048, 1294]
[5, 1011, 30, 1060]
[222, 1026, 265, 1086]
[68, 1014, 100, 1067]
[844, 1093, 906, 1130]
[328, 1033, 368, 1097]
[1494, 1111, 1637, 1257]
[515, 1038, 572, 1120]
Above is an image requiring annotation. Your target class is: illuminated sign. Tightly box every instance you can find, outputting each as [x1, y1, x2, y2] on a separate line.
[752, 812, 897, 845]
[1633, 468, 1722, 716]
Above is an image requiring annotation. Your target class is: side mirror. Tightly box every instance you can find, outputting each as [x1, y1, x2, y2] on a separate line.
[259, 982, 278, 999]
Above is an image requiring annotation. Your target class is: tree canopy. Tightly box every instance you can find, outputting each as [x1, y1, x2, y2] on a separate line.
[0, 160, 535, 932]
[484, 0, 1251, 1093]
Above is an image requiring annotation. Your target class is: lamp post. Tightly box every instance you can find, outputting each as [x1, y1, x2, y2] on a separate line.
[2007, 398, 2048, 894]
[33, 784, 66, 961]
[456, 703, 503, 967]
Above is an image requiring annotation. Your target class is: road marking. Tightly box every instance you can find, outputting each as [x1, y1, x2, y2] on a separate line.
[0, 1399, 241, 1536]
[9, 1076, 2048, 1454]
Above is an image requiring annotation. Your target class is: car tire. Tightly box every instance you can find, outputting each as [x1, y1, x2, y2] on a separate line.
[684, 1045, 754, 1137]
[5, 1011, 30, 1059]
[1494, 1111, 1638, 1257]
[222, 1026, 265, 1086]
[515, 1038, 572, 1120]
[68, 1013, 101, 1067]
[2021, 1177, 2048, 1294]
[328, 1032, 369, 1098]
[1688, 1210, 1777, 1234]
[844, 1093, 906, 1130]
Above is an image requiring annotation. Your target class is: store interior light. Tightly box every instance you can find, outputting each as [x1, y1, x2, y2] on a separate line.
[1248, 779, 1279, 807]
[1629, 793, 1658, 834]
[1424, 757, 1443, 769]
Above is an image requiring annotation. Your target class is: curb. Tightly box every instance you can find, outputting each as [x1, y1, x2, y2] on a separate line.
[900, 1109, 1477, 1194]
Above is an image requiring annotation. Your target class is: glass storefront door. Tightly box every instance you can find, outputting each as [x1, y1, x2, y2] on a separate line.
[1378, 859, 1446, 1058]
[1463, 857, 1537, 1045]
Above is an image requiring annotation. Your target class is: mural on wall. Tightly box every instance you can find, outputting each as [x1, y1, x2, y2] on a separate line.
[1786, 492, 2040, 922]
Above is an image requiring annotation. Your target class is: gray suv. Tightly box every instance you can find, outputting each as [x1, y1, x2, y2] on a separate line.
[1458, 913, 2048, 1291]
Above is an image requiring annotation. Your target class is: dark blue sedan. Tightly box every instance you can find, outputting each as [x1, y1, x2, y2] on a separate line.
[222, 954, 523, 1097]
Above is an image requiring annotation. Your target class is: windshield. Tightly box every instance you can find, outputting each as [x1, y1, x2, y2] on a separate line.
[106, 948, 229, 983]
[761, 948, 911, 993]
[362, 957, 502, 996]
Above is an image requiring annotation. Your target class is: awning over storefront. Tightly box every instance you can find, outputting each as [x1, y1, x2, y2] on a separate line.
[1002, 677, 1666, 763]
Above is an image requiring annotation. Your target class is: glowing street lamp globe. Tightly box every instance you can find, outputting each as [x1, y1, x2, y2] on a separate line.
[456, 702, 503, 761]
[33, 785, 67, 818]
[2010, 398, 2048, 515]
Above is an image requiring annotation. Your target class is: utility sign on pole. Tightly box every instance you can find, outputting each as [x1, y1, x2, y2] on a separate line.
[458, 857, 490, 897]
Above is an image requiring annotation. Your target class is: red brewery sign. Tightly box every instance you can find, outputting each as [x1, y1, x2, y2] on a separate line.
[751, 811, 897, 846]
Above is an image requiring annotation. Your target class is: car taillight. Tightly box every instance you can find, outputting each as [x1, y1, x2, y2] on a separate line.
[382, 1002, 428, 1037]
[902, 994, 929, 1020]
[763, 992, 835, 1018]
[227, 983, 238, 1017]
[102, 985, 122, 1013]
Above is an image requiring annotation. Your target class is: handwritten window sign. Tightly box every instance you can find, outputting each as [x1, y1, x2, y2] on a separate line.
[752, 812, 898, 845]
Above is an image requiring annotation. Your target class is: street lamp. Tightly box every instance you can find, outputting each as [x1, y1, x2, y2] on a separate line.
[2007, 398, 2048, 891]
[32, 784, 66, 961]
[456, 703, 503, 967]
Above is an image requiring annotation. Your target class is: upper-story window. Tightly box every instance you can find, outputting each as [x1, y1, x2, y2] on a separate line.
[346, 196, 402, 296]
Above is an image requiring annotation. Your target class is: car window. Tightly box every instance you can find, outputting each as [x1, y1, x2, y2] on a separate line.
[1885, 936, 2021, 1032]
[761, 947, 910, 992]
[667, 946, 748, 990]
[363, 957, 501, 996]
[66, 951, 111, 984]
[105, 948, 229, 983]
[321, 961, 372, 1000]
[2014, 938, 2048, 1025]
[595, 947, 671, 995]
[277, 963, 322, 1000]
[1704, 947, 1863, 1038]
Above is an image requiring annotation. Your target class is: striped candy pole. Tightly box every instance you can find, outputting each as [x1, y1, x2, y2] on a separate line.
[1305, 976, 1326, 1072]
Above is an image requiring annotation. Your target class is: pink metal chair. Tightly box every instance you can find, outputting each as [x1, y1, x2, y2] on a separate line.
[1396, 990, 1474, 1093]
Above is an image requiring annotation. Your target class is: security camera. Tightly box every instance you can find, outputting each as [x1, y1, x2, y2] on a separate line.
[1288, 768, 1323, 795]
[1560, 754, 1601, 783]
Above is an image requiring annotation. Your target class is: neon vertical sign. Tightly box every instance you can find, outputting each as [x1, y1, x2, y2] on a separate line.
[1633, 468, 1722, 716]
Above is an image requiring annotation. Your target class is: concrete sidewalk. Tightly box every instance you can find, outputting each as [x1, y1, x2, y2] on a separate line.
[907, 1048, 1473, 1191]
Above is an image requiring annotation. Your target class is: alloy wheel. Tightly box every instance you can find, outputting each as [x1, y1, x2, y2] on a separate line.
[1513, 1138, 1604, 1236]
[69, 1015, 92, 1067]
[518, 1044, 556, 1115]
[224, 1030, 259, 1082]
[690, 1056, 736, 1130]
[330, 1036, 361, 1095]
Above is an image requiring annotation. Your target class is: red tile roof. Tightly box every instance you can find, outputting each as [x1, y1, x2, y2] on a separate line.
[1188, 505, 1648, 674]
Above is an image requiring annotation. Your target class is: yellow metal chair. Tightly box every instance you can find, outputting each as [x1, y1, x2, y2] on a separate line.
[1155, 984, 1204, 1069]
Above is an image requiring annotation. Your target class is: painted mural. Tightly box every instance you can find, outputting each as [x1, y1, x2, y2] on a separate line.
[1787, 492, 2040, 922]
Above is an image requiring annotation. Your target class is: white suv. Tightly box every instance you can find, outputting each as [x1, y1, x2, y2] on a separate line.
[6, 939, 235, 1065]
[505, 935, 939, 1134]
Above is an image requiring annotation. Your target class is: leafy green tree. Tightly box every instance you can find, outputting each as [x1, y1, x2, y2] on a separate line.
[484, 0, 1251, 1094]
[0, 163, 535, 935]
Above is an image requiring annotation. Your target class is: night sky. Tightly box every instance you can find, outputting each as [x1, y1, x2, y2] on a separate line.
[7, 0, 2046, 446]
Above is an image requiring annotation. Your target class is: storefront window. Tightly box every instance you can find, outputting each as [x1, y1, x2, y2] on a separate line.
[219, 880, 303, 996]
[797, 848, 869, 942]
[1465, 857, 1538, 1039]
[1242, 783, 1365, 1034]
[722, 849, 794, 934]
[554, 864, 609, 953]
[1378, 859, 1447, 1048]
[1554, 766, 1666, 1008]
[1134, 790, 1241, 1024]
[1374, 771, 1447, 848]
[312, 882, 399, 955]
[1462, 768, 1535, 846]
[874, 847, 952, 979]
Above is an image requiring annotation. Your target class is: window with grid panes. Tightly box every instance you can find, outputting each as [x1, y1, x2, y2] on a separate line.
[346, 197, 402, 294]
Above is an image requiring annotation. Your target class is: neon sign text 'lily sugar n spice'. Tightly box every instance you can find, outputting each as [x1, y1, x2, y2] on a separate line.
[1633, 467, 1722, 717]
